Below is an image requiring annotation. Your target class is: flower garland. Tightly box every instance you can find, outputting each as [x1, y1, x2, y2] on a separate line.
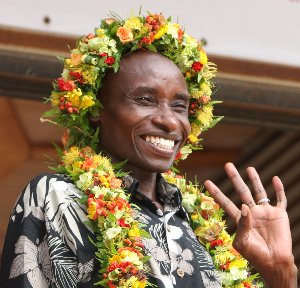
[163, 171, 263, 288]
[55, 146, 263, 288]
[56, 146, 149, 288]
[42, 12, 222, 161]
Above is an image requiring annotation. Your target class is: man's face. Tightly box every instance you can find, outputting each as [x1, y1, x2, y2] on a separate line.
[98, 51, 191, 173]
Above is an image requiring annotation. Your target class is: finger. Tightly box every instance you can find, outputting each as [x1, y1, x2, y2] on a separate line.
[204, 180, 241, 224]
[224, 163, 256, 208]
[233, 204, 251, 252]
[272, 176, 287, 210]
[246, 167, 269, 205]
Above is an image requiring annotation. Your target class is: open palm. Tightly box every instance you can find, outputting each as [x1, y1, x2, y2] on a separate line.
[204, 163, 297, 287]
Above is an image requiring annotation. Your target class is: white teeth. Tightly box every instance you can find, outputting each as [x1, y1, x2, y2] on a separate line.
[145, 136, 175, 150]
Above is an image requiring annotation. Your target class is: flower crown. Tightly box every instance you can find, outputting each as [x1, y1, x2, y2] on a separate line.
[43, 12, 221, 160]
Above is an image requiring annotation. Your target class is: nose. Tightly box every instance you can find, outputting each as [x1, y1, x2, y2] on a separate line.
[151, 104, 179, 132]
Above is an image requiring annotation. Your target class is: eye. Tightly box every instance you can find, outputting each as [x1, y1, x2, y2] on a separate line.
[136, 95, 156, 106]
[171, 101, 189, 113]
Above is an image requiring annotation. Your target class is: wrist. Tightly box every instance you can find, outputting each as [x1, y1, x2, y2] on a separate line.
[260, 258, 298, 288]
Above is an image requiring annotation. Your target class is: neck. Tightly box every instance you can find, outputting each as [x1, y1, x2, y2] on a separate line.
[105, 152, 158, 201]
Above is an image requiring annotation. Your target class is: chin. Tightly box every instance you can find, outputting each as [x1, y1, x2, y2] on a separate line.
[143, 159, 175, 174]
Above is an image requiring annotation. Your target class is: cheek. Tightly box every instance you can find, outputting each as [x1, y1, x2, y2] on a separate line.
[181, 116, 191, 140]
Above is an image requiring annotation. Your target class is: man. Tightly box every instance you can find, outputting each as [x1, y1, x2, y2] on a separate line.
[1, 13, 297, 287]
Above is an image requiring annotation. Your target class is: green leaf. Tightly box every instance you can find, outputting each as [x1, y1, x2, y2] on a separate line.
[145, 44, 157, 52]
[140, 255, 151, 263]
[139, 229, 151, 238]
[42, 108, 59, 118]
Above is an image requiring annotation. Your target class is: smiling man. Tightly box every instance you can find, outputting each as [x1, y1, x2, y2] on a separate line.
[0, 13, 297, 288]
[97, 52, 190, 204]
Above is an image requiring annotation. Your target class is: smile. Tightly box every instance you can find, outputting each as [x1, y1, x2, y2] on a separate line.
[145, 136, 175, 150]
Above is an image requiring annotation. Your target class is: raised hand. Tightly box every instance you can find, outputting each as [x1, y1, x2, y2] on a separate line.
[204, 162, 298, 288]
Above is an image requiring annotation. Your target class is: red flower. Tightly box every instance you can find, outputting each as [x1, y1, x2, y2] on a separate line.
[178, 28, 184, 41]
[191, 61, 203, 72]
[118, 219, 131, 228]
[105, 56, 115, 66]
[99, 52, 108, 57]
[69, 71, 83, 81]
[141, 36, 151, 45]
[175, 151, 182, 160]
[108, 281, 117, 288]
[57, 78, 76, 91]
[220, 262, 230, 271]
[210, 239, 224, 248]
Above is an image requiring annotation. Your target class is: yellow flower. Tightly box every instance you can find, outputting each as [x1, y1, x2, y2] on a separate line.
[63, 146, 81, 165]
[80, 65, 98, 85]
[188, 134, 198, 144]
[190, 89, 204, 99]
[65, 88, 82, 108]
[50, 92, 61, 107]
[124, 17, 143, 31]
[87, 201, 97, 220]
[191, 213, 199, 221]
[123, 276, 146, 288]
[79, 95, 95, 110]
[68, 91, 81, 107]
[215, 251, 233, 265]
[154, 25, 168, 39]
[71, 161, 83, 174]
[197, 105, 213, 128]
[109, 254, 121, 263]
[229, 259, 248, 270]
[191, 122, 201, 137]
[95, 28, 106, 38]
[200, 82, 212, 97]
[199, 48, 208, 65]
[220, 230, 231, 243]
[128, 224, 140, 237]
[132, 280, 147, 288]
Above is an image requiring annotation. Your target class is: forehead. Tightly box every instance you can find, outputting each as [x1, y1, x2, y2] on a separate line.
[118, 51, 187, 90]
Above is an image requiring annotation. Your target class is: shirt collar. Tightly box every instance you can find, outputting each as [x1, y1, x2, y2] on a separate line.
[123, 174, 183, 209]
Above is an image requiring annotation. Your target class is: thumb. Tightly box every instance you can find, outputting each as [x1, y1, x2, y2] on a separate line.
[233, 204, 251, 250]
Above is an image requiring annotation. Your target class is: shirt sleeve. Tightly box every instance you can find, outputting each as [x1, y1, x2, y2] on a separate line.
[0, 173, 97, 288]
[0, 174, 54, 287]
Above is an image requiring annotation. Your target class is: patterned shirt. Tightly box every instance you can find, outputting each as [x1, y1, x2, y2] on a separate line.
[0, 173, 221, 288]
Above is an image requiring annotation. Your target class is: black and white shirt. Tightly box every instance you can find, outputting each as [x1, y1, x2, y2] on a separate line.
[0, 173, 221, 288]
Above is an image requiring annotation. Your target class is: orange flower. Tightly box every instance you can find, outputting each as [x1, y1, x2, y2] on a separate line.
[116, 26, 133, 43]
[62, 130, 69, 146]
[110, 177, 122, 189]
[70, 53, 82, 66]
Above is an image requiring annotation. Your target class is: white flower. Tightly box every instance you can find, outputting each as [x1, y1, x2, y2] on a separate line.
[220, 267, 247, 285]
[182, 193, 197, 213]
[201, 270, 221, 287]
[105, 227, 122, 240]
[87, 37, 117, 55]
[92, 185, 109, 198]
[10, 236, 52, 287]
[76, 172, 93, 190]
[170, 242, 194, 275]
[167, 23, 179, 38]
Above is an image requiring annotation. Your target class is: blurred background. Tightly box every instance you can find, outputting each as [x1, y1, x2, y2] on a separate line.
[1, 0, 300, 279]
